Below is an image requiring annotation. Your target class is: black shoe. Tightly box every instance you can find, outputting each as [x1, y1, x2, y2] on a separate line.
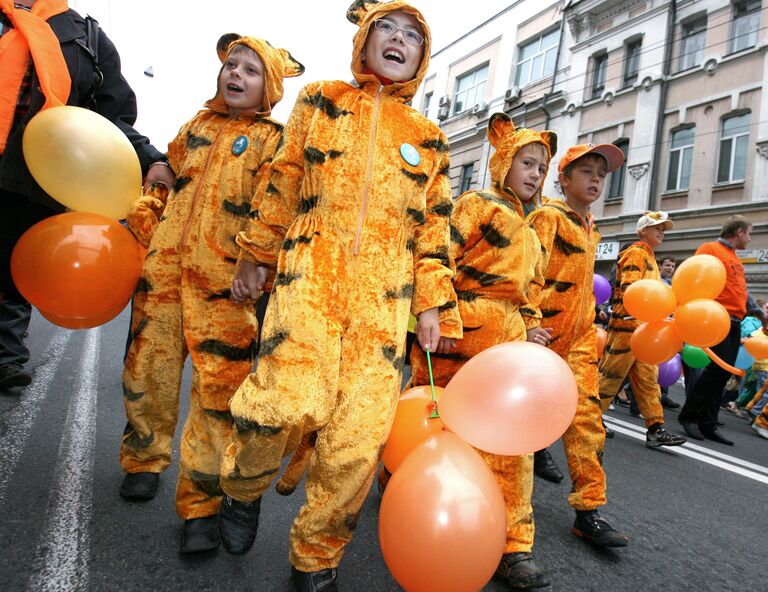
[679, 421, 704, 440]
[0, 364, 32, 389]
[660, 396, 680, 410]
[572, 510, 628, 548]
[616, 398, 630, 407]
[645, 425, 686, 448]
[494, 552, 550, 589]
[119, 472, 159, 500]
[701, 428, 734, 446]
[180, 516, 220, 554]
[602, 419, 615, 439]
[290, 566, 338, 592]
[218, 494, 261, 555]
[533, 449, 563, 483]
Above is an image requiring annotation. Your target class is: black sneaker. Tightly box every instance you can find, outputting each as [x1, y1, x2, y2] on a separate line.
[291, 566, 338, 592]
[572, 510, 628, 548]
[602, 419, 615, 439]
[660, 396, 681, 410]
[533, 448, 563, 483]
[646, 425, 686, 448]
[0, 364, 32, 389]
[218, 494, 261, 555]
[494, 552, 550, 589]
[119, 472, 159, 500]
[180, 516, 220, 554]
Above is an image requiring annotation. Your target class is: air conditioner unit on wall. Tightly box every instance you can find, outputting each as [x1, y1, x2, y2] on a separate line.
[472, 102, 489, 115]
[438, 95, 451, 107]
[505, 86, 522, 101]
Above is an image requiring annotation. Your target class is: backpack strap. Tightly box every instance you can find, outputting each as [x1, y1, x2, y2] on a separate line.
[76, 15, 103, 109]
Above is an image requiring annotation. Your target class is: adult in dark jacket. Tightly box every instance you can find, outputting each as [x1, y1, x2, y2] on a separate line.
[0, 0, 173, 389]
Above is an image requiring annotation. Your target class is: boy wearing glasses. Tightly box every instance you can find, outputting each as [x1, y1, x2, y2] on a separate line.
[218, 2, 461, 590]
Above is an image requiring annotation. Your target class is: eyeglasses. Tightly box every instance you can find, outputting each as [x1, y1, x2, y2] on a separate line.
[372, 19, 425, 46]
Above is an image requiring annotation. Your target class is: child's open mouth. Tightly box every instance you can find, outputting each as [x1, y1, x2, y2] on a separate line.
[227, 83, 243, 92]
[383, 49, 405, 64]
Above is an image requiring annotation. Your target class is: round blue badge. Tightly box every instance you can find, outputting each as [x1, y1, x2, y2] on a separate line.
[400, 143, 420, 166]
[232, 136, 248, 155]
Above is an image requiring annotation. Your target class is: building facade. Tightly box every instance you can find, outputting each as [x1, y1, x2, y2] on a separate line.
[414, 0, 768, 298]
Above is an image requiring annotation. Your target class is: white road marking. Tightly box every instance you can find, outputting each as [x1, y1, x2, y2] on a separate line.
[0, 329, 72, 504]
[604, 415, 768, 485]
[27, 329, 101, 592]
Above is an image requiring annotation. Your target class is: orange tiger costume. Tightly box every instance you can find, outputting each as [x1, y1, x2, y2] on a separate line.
[410, 112, 555, 558]
[120, 37, 304, 524]
[527, 198, 606, 510]
[218, 0, 461, 573]
[598, 241, 666, 425]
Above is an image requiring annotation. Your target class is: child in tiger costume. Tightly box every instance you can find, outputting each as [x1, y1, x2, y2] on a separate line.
[215, 2, 461, 590]
[118, 35, 304, 554]
[598, 211, 687, 448]
[409, 111, 555, 590]
[527, 143, 629, 548]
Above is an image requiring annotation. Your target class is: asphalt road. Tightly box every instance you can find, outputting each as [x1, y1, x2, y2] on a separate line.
[0, 308, 765, 591]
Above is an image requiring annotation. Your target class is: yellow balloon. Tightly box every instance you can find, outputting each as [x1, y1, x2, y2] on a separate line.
[22, 106, 142, 220]
[407, 313, 417, 333]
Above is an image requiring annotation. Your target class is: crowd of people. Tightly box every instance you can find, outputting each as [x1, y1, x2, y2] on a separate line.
[1, 1, 766, 591]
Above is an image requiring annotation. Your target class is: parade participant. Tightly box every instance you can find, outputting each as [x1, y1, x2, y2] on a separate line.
[598, 212, 687, 448]
[0, 0, 171, 390]
[216, 3, 461, 590]
[409, 111, 555, 590]
[119, 36, 304, 554]
[528, 143, 628, 548]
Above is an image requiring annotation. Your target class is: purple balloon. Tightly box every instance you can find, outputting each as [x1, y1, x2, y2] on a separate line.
[593, 274, 611, 305]
[658, 354, 682, 388]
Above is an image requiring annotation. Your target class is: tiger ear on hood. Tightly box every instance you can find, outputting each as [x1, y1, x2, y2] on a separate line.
[277, 49, 305, 78]
[346, 0, 382, 25]
[487, 112, 515, 150]
[540, 131, 558, 158]
[216, 33, 241, 63]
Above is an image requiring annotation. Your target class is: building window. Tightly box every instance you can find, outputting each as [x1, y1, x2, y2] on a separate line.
[731, 0, 761, 53]
[453, 64, 489, 115]
[515, 29, 560, 87]
[679, 18, 706, 71]
[623, 40, 641, 87]
[592, 53, 608, 99]
[717, 113, 750, 183]
[607, 140, 628, 199]
[422, 91, 432, 119]
[666, 127, 695, 191]
[460, 163, 474, 193]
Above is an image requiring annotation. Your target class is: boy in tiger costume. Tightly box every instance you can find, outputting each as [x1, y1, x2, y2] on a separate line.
[119, 36, 304, 554]
[409, 112, 555, 590]
[215, 2, 461, 590]
[527, 143, 629, 548]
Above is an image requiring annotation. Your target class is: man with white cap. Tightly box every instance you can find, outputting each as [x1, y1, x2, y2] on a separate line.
[598, 211, 686, 448]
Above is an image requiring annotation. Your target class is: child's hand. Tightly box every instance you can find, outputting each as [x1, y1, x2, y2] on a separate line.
[434, 337, 457, 354]
[416, 307, 441, 352]
[143, 162, 175, 192]
[526, 326, 552, 346]
[231, 261, 268, 302]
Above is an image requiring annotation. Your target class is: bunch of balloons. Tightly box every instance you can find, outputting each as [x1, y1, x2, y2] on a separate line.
[379, 342, 578, 590]
[12, 107, 144, 329]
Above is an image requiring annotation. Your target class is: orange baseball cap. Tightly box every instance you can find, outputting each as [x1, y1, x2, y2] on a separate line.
[558, 143, 625, 174]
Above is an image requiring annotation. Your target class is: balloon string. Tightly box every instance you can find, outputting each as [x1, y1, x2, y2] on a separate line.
[702, 347, 746, 378]
[426, 349, 439, 419]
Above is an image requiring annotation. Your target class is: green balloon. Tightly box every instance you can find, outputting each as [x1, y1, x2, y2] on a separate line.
[681, 345, 709, 368]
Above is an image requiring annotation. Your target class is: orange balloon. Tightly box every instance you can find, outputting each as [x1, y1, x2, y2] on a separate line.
[672, 254, 727, 304]
[38, 301, 128, 330]
[630, 319, 683, 364]
[622, 279, 677, 322]
[11, 212, 142, 319]
[596, 326, 607, 358]
[702, 347, 746, 378]
[381, 386, 445, 473]
[440, 342, 577, 455]
[744, 335, 768, 360]
[674, 299, 730, 348]
[379, 432, 506, 592]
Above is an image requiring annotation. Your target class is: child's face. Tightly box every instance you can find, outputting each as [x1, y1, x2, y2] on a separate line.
[503, 144, 548, 202]
[219, 47, 265, 115]
[638, 224, 665, 248]
[558, 155, 607, 209]
[363, 11, 425, 82]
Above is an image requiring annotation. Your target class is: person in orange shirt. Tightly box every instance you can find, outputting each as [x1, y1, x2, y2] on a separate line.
[679, 215, 756, 445]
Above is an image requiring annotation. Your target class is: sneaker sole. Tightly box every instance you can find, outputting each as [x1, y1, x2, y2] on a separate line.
[572, 527, 629, 548]
[0, 375, 33, 389]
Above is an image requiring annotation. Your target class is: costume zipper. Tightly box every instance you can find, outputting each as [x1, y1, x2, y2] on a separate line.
[181, 120, 230, 246]
[570, 206, 594, 332]
[353, 84, 383, 256]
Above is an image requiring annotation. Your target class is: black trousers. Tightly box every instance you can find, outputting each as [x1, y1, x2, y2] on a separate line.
[678, 319, 742, 431]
